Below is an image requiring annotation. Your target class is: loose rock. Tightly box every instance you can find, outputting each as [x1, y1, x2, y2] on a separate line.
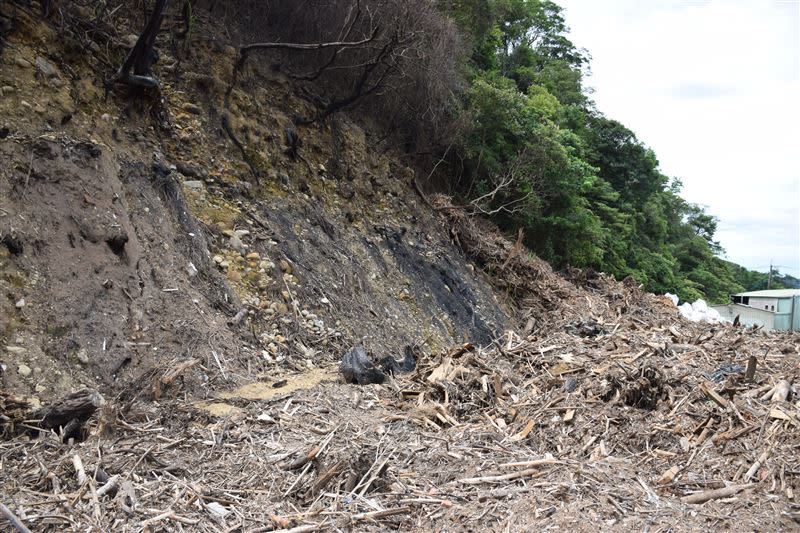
[182, 103, 202, 115]
[76, 348, 90, 364]
[229, 235, 247, 255]
[34, 56, 58, 78]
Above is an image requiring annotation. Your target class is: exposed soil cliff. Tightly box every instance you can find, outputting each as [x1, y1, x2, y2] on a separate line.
[0, 5, 506, 403]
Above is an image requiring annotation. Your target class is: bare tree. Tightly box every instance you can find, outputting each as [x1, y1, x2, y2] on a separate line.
[221, 0, 462, 138]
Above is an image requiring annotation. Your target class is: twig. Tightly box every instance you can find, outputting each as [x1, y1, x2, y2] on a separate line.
[284, 429, 337, 471]
[95, 475, 120, 498]
[743, 449, 771, 482]
[72, 455, 87, 487]
[497, 456, 557, 468]
[357, 456, 391, 497]
[23, 151, 33, 195]
[351, 506, 411, 521]
[211, 350, 227, 379]
[0, 503, 33, 533]
[270, 525, 324, 533]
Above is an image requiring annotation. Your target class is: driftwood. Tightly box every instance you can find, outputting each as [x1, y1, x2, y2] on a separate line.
[33, 389, 103, 432]
[764, 380, 791, 402]
[681, 483, 755, 504]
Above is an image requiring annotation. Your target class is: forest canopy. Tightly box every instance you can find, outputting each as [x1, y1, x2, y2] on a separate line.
[430, 0, 765, 303]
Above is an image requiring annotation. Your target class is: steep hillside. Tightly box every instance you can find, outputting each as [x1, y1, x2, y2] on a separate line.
[0, 5, 506, 402]
[0, 4, 798, 533]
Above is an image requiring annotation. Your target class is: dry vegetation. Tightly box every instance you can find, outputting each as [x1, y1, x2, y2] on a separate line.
[199, 0, 463, 150]
[2, 204, 798, 532]
[0, 2, 798, 532]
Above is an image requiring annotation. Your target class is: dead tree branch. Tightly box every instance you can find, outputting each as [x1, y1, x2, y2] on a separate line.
[107, 0, 171, 90]
[240, 30, 379, 56]
[468, 150, 539, 217]
[0, 503, 32, 533]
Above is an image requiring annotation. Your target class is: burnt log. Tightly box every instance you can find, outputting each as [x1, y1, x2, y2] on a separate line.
[33, 388, 104, 432]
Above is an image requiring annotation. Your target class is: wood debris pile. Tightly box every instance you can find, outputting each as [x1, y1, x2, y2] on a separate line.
[2, 207, 798, 531]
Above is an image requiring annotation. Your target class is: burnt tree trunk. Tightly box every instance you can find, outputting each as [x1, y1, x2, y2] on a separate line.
[110, 0, 171, 89]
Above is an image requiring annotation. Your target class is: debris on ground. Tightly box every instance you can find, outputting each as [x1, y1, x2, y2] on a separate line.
[0, 4, 797, 532]
[2, 201, 798, 531]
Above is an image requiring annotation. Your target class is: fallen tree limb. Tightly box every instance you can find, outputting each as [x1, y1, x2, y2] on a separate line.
[72, 455, 87, 487]
[455, 467, 550, 485]
[498, 456, 557, 468]
[95, 475, 120, 498]
[743, 449, 771, 482]
[33, 389, 104, 430]
[351, 506, 411, 521]
[681, 483, 755, 504]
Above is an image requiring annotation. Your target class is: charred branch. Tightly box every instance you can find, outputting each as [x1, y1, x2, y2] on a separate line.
[107, 0, 171, 91]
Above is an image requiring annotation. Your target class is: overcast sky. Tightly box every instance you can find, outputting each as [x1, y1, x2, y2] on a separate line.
[558, 0, 800, 276]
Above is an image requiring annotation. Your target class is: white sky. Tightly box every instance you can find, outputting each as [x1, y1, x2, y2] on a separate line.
[558, 0, 800, 275]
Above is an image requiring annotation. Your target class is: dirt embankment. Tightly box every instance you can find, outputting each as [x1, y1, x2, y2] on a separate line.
[0, 4, 506, 404]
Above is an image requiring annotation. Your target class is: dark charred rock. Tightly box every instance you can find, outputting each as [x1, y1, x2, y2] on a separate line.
[298, 179, 311, 195]
[284, 127, 301, 160]
[176, 162, 207, 179]
[106, 232, 128, 256]
[2, 233, 23, 255]
[33, 139, 56, 159]
[76, 141, 102, 158]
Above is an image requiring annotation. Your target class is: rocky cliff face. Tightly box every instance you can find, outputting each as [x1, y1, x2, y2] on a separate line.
[0, 5, 507, 401]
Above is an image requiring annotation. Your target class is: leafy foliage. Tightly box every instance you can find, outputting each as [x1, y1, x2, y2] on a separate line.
[435, 0, 761, 303]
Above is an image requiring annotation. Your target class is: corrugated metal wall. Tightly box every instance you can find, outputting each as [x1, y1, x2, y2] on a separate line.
[712, 304, 776, 330]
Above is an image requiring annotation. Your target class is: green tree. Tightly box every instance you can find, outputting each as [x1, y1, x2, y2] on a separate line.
[435, 0, 750, 303]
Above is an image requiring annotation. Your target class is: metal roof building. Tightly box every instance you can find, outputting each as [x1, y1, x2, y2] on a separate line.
[712, 289, 800, 332]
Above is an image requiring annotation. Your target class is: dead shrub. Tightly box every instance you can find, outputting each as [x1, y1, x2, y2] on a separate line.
[205, 0, 466, 150]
